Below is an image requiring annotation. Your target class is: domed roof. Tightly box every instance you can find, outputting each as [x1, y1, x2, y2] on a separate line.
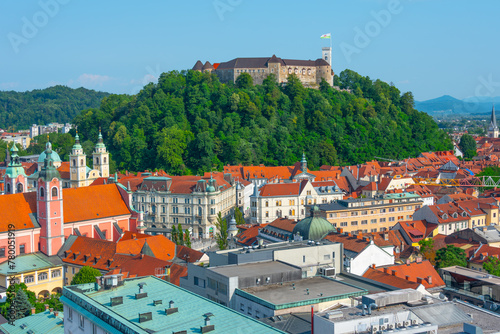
[292, 208, 334, 240]
[206, 185, 216, 192]
[37, 142, 61, 163]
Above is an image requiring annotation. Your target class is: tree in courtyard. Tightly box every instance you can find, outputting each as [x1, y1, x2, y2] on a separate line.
[214, 212, 228, 250]
[234, 207, 245, 225]
[483, 256, 500, 276]
[183, 229, 192, 248]
[171, 225, 179, 245]
[435, 245, 467, 269]
[12, 288, 33, 320]
[459, 134, 477, 159]
[418, 238, 436, 264]
[71, 266, 102, 285]
[177, 223, 184, 246]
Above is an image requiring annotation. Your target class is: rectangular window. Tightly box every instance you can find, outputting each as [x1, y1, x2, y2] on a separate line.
[24, 275, 34, 284]
[93, 324, 97, 334]
[303, 255, 306, 263]
[0, 248, 4, 257]
[389, 217, 395, 222]
[361, 220, 368, 225]
[380, 218, 386, 223]
[38, 272, 48, 281]
[371, 228, 377, 232]
[398, 207, 404, 211]
[51, 269, 61, 278]
[351, 221, 358, 226]
[20, 244, 25, 254]
[240, 303, 245, 311]
[79, 314, 84, 329]
[351, 212, 358, 216]
[307, 190, 312, 195]
[265, 211, 269, 217]
[361, 210, 368, 215]
[68, 308, 72, 321]
[380, 208, 386, 213]
[340, 222, 348, 227]
[407, 206, 412, 210]
[323, 254, 330, 260]
[371, 219, 377, 224]
[389, 208, 395, 212]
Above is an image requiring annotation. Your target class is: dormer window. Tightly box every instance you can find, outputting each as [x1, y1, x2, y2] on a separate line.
[452, 212, 458, 218]
[442, 213, 448, 219]
[462, 212, 468, 217]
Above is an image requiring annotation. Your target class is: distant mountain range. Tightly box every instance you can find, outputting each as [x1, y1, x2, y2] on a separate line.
[415, 95, 500, 116]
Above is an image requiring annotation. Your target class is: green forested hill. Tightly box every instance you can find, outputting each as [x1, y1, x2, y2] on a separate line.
[72, 69, 452, 174]
[0, 85, 109, 130]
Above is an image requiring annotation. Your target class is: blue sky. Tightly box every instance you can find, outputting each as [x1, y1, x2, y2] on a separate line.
[1, 0, 499, 101]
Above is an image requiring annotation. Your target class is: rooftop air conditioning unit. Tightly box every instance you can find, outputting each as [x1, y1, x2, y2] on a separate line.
[319, 267, 336, 277]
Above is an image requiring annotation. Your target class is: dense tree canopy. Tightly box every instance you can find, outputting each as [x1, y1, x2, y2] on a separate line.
[72, 69, 452, 174]
[459, 133, 477, 159]
[0, 85, 109, 130]
[483, 256, 500, 276]
[71, 266, 102, 285]
[435, 245, 467, 269]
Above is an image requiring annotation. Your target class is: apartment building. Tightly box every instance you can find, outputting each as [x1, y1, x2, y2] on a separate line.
[131, 172, 236, 239]
[250, 179, 344, 224]
[318, 193, 423, 234]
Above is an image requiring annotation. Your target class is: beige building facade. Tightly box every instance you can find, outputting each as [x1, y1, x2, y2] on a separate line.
[319, 193, 423, 234]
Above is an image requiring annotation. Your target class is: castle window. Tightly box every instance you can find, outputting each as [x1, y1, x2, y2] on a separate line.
[73, 159, 76, 166]
[6, 183, 10, 193]
[307, 69, 311, 75]
[96, 157, 99, 164]
[40, 187, 45, 198]
[80, 159, 83, 165]
[104, 157, 107, 163]
[288, 68, 292, 74]
[294, 68, 298, 74]
[302, 69, 305, 75]
[52, 187, 58, 198]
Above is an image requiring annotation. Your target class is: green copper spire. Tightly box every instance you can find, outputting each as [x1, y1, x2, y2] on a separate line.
[5, 144, 26, 179]
[95, 127, 106, 149]
[73, 130, 82, 150]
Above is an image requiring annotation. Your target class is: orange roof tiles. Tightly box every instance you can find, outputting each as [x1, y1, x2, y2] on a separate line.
[63, 184, 131, 223]
[116, 234, 176, 261]
[323, 232, 370, 253]
[371, 261, 445, 289]
[176, 245, 205, 263]
[104, 254, 172, 278]
[258, 180, 308, 197]
[0, 192, 37, 232]
[267, 218, 297, 233]
[363, 268, 420, 289]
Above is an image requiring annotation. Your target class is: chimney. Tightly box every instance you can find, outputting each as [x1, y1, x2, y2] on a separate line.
[31, 307, 36, 315]
[405, 275, 410, 281]
[338, 228, 343, 234]
[44, 304, 49, 311]
[54, 311, 59, 317]
[384, 232, 389, 241]
[417, 277, 423, 284]
[371, 264, 376, 269]
[427, 275, 432, 285]
[391, 270, 397, 276]
[49, 308, 54, 313]
[384, 268, 389, 274]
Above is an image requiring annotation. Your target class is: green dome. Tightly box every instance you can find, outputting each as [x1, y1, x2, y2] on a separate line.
[206, 185, 216, 192]
[38, 142, 61, 163]
[292, 215, 335, 241]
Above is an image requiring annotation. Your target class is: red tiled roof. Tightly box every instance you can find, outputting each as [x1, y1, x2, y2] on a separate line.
[0, 192, 37, 232]
[363, 268, 420, 289]
[373, 261, 445, 289]
[267, 218, 297, 233]
[168, 263, 188, 286]
[63, 184, 131, 223]
[398, 220, 437, 243]
[258, 180, 308, 197]
[116, 234, 176, 261]
[176, 245, 205, 263]
[104, 254, 171, 278]
[323, 232, 370, 253]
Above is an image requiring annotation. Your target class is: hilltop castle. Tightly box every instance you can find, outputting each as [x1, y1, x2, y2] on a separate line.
[193, 47, 334, 87]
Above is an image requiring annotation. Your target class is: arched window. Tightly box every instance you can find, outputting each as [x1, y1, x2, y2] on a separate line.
[72, 159, 76, 166]
[52, 187, 58, 198]
[17, 183, 23, 193]
[80, 159, 83, 165]
[96, 157, 99, 164]
[6, 183, 10, 193]
[40, 187, 44, 198]
[104, 157, 107, 163]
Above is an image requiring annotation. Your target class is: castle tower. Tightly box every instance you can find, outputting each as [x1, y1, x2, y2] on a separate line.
[227, 216, 238, 238]
[37, 142, 64, 256]
[4, 144, 28, 194]
[300, 152, 308, 173]
[93, 128, 109, 178]
[69, 132, 87, 188]
[322, 47, 332, 66]
[488, 105, 499, 138]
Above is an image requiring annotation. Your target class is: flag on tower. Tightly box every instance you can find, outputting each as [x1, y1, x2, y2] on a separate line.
[320, 33, 331, 39]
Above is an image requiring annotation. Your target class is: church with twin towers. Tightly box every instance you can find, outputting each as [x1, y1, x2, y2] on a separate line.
[193, 47, 334, 87]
